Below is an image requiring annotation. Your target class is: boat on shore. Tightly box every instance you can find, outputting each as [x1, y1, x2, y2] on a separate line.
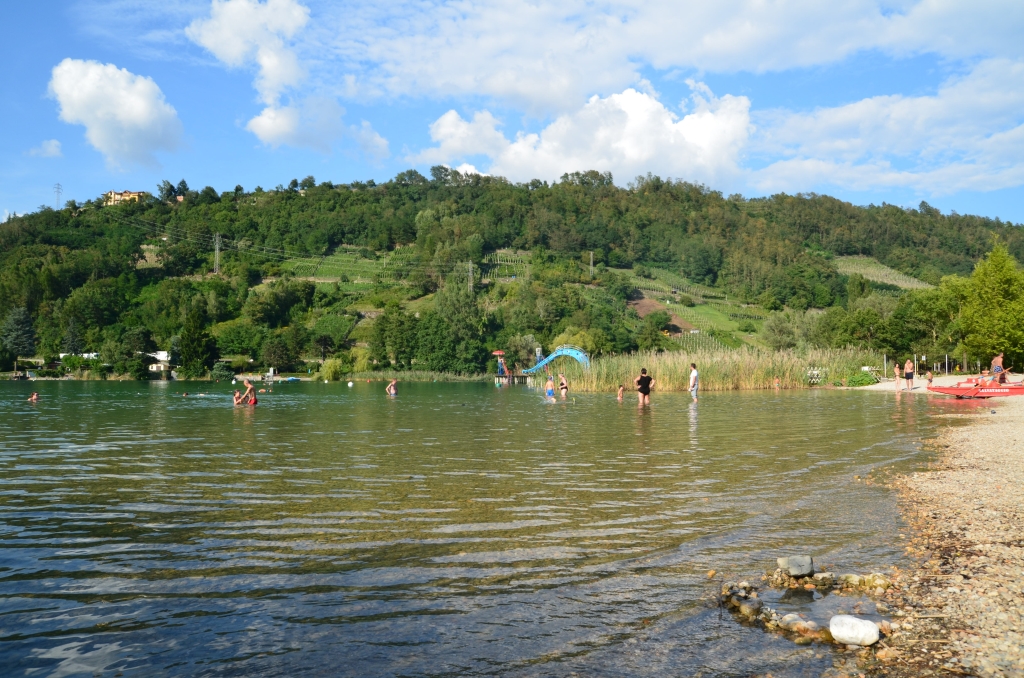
[928, 376, 1024, 398]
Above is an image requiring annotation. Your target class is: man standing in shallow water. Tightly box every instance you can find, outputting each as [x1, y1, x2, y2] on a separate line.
[688, 363, 699, 402]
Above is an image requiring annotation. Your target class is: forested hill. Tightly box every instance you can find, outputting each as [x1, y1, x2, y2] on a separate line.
[1, 167, 1021, 375]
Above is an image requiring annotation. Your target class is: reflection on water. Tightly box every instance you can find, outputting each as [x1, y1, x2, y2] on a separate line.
[0, 382, 955, 676]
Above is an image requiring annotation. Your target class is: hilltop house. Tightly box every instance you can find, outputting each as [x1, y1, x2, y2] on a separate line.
[105, 190, 146, 206]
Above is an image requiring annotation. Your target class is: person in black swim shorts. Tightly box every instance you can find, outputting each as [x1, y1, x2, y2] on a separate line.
[635, 368, 654, 406]
[903, 358, 914, 391]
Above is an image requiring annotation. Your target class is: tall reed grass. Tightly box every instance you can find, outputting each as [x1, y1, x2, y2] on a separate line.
[559, 347, 881, 392]
[321, 368, 489, 382]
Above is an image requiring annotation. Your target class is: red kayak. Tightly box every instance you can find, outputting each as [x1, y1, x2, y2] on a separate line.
[928, 377, 1024, 398]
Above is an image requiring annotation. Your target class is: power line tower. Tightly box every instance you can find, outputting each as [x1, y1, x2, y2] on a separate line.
[214, 233, 221, 274]
[53, 183, 62, 209]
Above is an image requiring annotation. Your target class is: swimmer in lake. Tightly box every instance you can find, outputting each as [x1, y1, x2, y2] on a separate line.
[27, 392, 39, 402]
[386, 378, 397, 396]
[617, 384, 624, 400]
[635, 368, 654, 406]
[233, 390, 243, 405]
[558, 373, 568, 399]
[545, 375, 556, 400]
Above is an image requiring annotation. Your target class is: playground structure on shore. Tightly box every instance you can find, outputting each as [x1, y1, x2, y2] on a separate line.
[495, 345, 591, 385]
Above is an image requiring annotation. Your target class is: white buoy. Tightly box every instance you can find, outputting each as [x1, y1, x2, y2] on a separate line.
[347, 381, 354, 387]
[324, 379, 329, 383]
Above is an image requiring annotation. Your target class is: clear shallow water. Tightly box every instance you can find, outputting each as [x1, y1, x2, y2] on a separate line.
[0, 382, 959, 676]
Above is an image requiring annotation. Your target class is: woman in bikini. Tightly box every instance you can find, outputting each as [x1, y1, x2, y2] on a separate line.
[558, 373, 568, 399]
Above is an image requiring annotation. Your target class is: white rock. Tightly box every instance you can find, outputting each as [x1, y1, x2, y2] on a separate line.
[830, 615, 880, 646]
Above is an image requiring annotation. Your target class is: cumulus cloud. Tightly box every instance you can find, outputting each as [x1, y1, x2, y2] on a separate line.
[245, 96, 344, 151]
[752, 58, 1024, 194]
[27, 140, 62, 158]
[48, 58, 182, 168]
[187, 0, 309, 105]
[414, 84, 751, 185]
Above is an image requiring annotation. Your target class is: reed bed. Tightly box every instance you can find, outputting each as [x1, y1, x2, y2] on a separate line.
[558, 347, 881, 392]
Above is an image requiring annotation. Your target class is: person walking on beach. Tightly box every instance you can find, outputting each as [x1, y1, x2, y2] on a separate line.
[926, 370, 934, 388]
[688, 363, 699, 402]
[558, 373, 568, 399]
[904, 358, 915, 391]
[894, 363, 902, 392]
[635, 368, 654, 406]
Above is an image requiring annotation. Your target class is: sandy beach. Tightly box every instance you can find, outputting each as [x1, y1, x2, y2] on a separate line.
[870, 395, 1024, 676]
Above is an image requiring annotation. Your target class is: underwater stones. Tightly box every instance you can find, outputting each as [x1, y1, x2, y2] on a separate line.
[778, 613, 803, 631]
[737, 597, 763, 617]
[777, 555, 814, 577]
[829, 615, 880, 646]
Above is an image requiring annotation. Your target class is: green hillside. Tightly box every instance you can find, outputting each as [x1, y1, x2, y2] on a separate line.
[1, 167, 1022, 378]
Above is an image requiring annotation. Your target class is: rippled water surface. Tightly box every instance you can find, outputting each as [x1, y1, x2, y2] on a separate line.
[0, 382, 956, 676]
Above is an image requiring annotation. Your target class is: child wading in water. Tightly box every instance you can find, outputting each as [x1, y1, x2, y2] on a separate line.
[616, 385, 624, 400]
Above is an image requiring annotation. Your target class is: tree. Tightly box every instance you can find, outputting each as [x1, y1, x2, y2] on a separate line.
[178, 310, 217, 378]
[157, 180, 176, 202]
[62, 318, 84, 355]
[175, 179, 189, 196]
[960, 244, 1024, 366]
[2, 308, 37, 374]
[763, 312, 797, 351]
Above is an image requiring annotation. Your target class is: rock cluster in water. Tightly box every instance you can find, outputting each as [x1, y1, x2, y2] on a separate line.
[720, 556, 898, 650]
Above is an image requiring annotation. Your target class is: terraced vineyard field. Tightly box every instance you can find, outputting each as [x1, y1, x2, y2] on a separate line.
[835, 256, 933, 289]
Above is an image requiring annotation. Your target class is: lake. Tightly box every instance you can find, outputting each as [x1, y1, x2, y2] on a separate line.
[0, 382, 963, 676]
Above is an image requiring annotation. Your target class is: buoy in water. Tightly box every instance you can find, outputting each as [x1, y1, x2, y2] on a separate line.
[348, 381, 354, 387]
[324, 379, 329, 383]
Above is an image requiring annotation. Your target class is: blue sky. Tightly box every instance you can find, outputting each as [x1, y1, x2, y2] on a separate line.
[3, 0, 1024, 223]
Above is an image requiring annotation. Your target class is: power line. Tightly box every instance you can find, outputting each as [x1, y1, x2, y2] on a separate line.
[53, 183, 62, 210]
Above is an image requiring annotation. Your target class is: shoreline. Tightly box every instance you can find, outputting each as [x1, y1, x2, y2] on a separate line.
[873, 396, 1024, 676]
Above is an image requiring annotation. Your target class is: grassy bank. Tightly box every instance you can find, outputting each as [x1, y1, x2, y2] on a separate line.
[558, 347, 880, 392]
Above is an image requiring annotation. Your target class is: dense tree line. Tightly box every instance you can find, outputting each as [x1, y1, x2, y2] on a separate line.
[1, 166, 1021, 376]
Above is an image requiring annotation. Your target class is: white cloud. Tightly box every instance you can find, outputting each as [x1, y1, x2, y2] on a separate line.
[353, 120, 390, 163]
[27, 140, 62, 158]
[187, 0, 309, 105]
[319, 0, 1024, 110]
[245, 97, 345, 151]
[752, 59, 1024, 194]
[413, 85, 751, 185]
[48, 58, 182, 168]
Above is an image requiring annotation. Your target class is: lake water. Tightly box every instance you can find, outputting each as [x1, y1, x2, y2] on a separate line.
[0, 382, 965, 676]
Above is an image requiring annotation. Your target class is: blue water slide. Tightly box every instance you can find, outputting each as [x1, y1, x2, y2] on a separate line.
[521, 344, 590, 374]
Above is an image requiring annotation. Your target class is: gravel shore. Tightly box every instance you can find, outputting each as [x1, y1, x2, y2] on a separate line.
[876, 396, 1024, 676]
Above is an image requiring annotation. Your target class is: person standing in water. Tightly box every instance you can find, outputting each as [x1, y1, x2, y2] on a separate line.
[558, 373, 568, 399]
[232, 390, 243, 405]
[617, 385, 624, 401]
[386, 379, 398, 396]
[688, 363, 699, 402]
[27, 392, 39, 402]
[635, 368, 654, 406]
[903, 358, 915, 391]
[242, 378, 257, 405]
[545, 375, 556, 400]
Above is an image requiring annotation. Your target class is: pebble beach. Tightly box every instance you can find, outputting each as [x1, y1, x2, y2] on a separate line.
[878, 395, 1024, 676]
